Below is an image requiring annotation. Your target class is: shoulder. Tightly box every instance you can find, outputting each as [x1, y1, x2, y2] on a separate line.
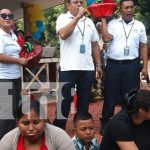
[45, 123, 72, 140]
[0, 127, 20, 149]
[57, 13, 67, 18]
[134, 20, 146, 29]
[106, 110, 134, 141]
[108, 110, 132, 128]
[56, 13, 67, 23]
[134, 19, 144, 25]
[0, 29, 5, 41]
[86, 17, 93, 23]
[0, 28, 5, 35]
[44, 123, 75, 150]
[108, 18, 120, 25]
[85, 17, 97, 31]
[85, 17, 95, 26]
[57, 12, 69, 21]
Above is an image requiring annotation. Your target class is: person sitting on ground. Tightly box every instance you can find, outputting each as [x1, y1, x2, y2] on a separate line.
[100, 89, 150, 150]
[0, 100, 75, 150]
[72, 112, 100, 150]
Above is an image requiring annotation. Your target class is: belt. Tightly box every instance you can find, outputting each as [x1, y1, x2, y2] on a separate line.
[107, 58, 139, 64]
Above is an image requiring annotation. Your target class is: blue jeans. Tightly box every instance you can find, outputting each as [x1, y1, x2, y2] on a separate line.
[53, 70, 94, 129]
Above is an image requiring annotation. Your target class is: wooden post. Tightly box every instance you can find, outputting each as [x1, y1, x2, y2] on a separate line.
[21, 3, 32, 36]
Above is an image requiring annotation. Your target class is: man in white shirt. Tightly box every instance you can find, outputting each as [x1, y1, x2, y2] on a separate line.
[54, 0, 102, 129]
[100, 0, 148, 135]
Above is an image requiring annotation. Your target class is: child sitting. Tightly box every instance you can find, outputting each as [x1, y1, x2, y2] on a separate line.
[72, 112, 100, 150]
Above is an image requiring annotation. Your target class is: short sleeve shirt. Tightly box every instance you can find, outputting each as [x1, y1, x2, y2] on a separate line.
[0, 28, 21, 79]
[56, 11, 99, 71]
[100, 110, 150, 150]
[72, 136, 99, 150]
[106, 17, 147, 60]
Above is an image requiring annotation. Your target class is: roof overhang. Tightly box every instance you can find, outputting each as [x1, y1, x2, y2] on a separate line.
[0, 0, 64, 19]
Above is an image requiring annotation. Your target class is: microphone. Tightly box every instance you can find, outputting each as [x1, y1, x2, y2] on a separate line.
[79, 7, 87, 16]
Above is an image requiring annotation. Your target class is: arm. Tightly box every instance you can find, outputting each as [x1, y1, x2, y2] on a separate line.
[117, 141, 139, 150]
[58, 8, 87, 40]
[0, 53, 28, 66]
[101, 18, 113, 42]
[92, 41, 102, 79]
[140, 42, 148, 80]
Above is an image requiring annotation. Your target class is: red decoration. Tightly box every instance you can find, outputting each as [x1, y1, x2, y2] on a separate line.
[17, 34, 43, 68]
[103, 0, 115, 3]
[87, 1, 117, 18]
[30, 94, 35, 100]
[73, 85, 77, 108]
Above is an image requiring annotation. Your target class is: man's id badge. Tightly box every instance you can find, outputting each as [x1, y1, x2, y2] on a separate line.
[80, 44, 85, 53]
[124, 46, 130, 56]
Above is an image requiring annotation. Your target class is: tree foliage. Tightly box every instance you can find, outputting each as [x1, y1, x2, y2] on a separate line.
[16, 18, 24, 31]
[43, 5, 64, 47]
[137, 0, 150, 36]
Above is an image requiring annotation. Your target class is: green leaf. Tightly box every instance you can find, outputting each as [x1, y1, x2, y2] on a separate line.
[24, 42, 33, 52]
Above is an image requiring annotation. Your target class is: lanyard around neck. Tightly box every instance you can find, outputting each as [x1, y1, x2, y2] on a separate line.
[122, 20, 135, 46]
[77, 21, 85, 43]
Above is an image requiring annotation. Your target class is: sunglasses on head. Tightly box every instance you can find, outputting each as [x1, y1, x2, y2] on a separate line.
[0, 13, 14, 19]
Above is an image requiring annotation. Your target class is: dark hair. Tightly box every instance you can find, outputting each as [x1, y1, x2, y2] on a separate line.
[73, 112, 93, 127]
[17, 100, 46, 120]
[25, 36, 32, 41]
[67, 0, 71, 3]
[15, 30, 25, 36]
[119, 0, 135, 7]
[124, 89, 150, 114]
[0, 8, 13, 14]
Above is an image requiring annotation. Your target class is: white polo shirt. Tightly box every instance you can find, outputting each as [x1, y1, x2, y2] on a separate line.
[56, 11, 99, 71]
[107, 17, 147, 60]
[0, 28, 21, 79]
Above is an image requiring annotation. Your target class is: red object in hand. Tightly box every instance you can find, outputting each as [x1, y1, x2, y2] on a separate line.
[17, 35, 43, 68]
[73, 84, 77, 108]
[73, 91, 77, 108]
[88, 2, 117, 18]
[19, 44, 43, 68]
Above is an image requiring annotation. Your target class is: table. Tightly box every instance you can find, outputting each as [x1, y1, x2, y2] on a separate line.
[21, 58, 59, 95]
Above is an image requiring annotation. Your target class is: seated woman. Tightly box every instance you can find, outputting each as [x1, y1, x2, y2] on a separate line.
[0, 100, 75, 150]
[100, 89, 150, 150]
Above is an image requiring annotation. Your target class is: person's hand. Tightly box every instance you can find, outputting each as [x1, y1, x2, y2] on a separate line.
[95, 66, 103, 81]
[77, 7, 87, 19]
[141, 67, 148, 80]
[18, 58, 28, 66]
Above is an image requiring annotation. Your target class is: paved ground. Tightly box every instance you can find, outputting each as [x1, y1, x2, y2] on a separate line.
[22, 60, 150, 144]
[45, 81, 150, 144]
[46, 99, 121, 144]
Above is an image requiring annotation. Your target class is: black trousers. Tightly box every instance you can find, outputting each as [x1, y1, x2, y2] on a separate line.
[0, 78, 21, 139]
[101, 58, 140, 128]
[53, 71, 94, 129]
